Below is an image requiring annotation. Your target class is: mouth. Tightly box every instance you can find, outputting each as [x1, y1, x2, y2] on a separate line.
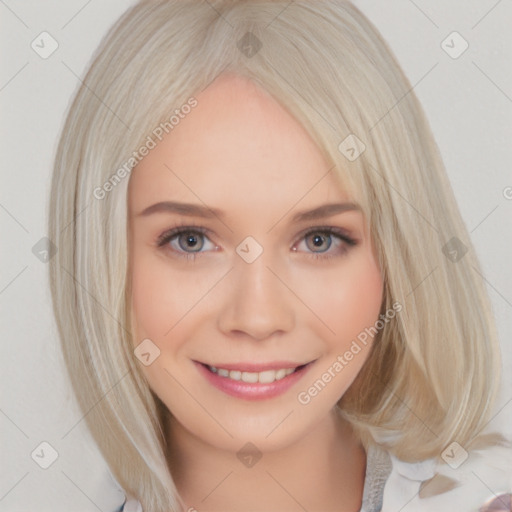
[203, 362, 310, 384]
[194, 360, 315, 400]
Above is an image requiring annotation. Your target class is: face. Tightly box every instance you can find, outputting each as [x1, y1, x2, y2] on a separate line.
[127, 73, 383, 453]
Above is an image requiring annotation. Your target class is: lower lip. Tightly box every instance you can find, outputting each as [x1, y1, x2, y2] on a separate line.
[195, 362, 312, 400]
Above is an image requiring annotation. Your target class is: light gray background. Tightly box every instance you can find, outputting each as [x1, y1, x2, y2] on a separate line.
[1, 1, 511, 511]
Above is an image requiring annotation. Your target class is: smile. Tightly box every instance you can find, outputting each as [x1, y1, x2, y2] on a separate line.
[195, 361, 314, 400]
[208, 365, 298, 384]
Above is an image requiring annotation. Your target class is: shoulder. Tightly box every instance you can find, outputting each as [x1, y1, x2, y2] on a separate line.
[379, 440, 512, 511]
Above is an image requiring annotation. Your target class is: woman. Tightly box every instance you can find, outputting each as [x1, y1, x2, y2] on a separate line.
[48, 1, 511, 511]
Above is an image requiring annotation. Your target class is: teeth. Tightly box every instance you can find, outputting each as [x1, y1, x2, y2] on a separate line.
[258, 370, 276, 384]
[208, 365, 297, 383]
[242, 371, 259, 383]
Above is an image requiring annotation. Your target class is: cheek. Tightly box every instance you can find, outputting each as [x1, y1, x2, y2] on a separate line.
[130, 248, 209, 343]
[294, 253, 383, 407]
[333, 259, 383, 343]
[129, 250, 197, 400]
[130, 257, 167, 342]
[299, 251, 383, 346]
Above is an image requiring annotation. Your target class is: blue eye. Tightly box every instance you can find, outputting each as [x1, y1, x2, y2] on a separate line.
[156, 225, 357, 262]
[305, 232, 332, 252]
[175, 231, 206, 252]
[294, 228, 357, 259]
[157, 227, 216, 259]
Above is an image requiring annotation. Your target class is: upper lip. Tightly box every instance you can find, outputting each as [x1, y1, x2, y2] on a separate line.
[196, 360, 314, 372]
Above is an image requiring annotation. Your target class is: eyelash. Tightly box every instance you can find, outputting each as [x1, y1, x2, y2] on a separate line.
[155, 223, 357, 262]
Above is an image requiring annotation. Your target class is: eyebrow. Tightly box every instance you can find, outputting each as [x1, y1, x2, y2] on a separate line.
[138, 201, 223, 219]
[290, 202, 361, 222]
[137, 200, 361, 222]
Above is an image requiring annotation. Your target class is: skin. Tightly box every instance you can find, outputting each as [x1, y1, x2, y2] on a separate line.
[128, 73, 384, 512]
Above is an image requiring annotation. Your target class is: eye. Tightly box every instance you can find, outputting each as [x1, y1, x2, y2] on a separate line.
[305, 232, 332, 252]
[174, 231, 207, 252]
[157, 226, 217, 259]
[292, 227, 357, 258]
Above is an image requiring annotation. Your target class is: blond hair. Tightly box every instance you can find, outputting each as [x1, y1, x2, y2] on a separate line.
[48, 1, 502, 510]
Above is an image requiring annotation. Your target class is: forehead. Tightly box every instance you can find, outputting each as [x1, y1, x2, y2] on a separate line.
[128, 73, 352, 216]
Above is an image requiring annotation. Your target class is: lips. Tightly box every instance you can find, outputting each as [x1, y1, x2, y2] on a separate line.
[194, 360, 314, 400]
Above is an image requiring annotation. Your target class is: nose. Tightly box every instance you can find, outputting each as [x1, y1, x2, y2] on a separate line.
[216, 255, 295, 341]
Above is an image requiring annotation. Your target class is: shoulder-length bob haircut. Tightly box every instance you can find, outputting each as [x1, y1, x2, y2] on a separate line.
[48, 1, 501, 510]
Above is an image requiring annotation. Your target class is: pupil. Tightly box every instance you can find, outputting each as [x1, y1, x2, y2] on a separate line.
[179, 232, 203, 252]
[307, 233, 331, 252]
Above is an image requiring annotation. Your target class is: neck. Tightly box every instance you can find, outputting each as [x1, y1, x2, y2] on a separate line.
[166, 409, 367, 512]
